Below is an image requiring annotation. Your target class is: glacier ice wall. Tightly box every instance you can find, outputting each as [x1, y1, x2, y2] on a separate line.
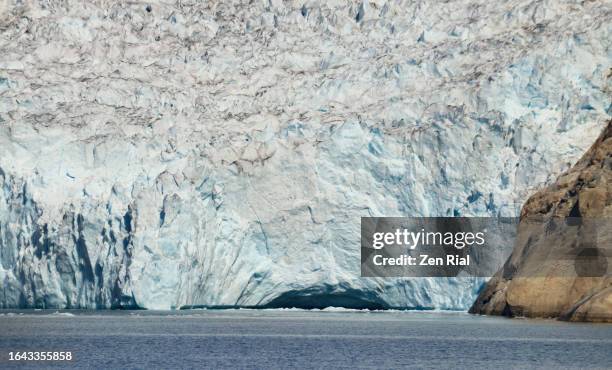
[0, 0, 610, 309]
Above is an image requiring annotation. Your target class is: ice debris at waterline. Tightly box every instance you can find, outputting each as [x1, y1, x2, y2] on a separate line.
[0, 1, 610, 309]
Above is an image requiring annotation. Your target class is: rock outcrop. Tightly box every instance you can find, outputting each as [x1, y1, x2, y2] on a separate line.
[470, 121, 612, 322]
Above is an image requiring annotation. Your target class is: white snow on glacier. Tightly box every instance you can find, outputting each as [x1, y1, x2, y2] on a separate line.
[0, 0, 610, 309]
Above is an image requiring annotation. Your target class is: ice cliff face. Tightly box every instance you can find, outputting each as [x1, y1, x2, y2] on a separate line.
[0, 0, 610, 309]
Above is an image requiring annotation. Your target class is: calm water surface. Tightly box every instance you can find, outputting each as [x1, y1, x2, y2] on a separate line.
[0, 309, 610, 369]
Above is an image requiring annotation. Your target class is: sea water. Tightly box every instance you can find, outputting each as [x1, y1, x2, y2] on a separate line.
[0, 309, 610, 369]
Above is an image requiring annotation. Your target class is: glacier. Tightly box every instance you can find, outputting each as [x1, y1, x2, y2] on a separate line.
[0, 0, 610, 309]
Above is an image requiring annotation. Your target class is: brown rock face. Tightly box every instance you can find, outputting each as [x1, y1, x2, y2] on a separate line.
[470, 121, 612, 322]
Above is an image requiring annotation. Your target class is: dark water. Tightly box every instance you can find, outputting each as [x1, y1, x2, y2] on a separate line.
[0, 309, 610, 369]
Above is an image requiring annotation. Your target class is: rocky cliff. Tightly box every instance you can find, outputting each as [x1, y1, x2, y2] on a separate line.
[0, 1, 610, 309]
[470, 121, 612, 322]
